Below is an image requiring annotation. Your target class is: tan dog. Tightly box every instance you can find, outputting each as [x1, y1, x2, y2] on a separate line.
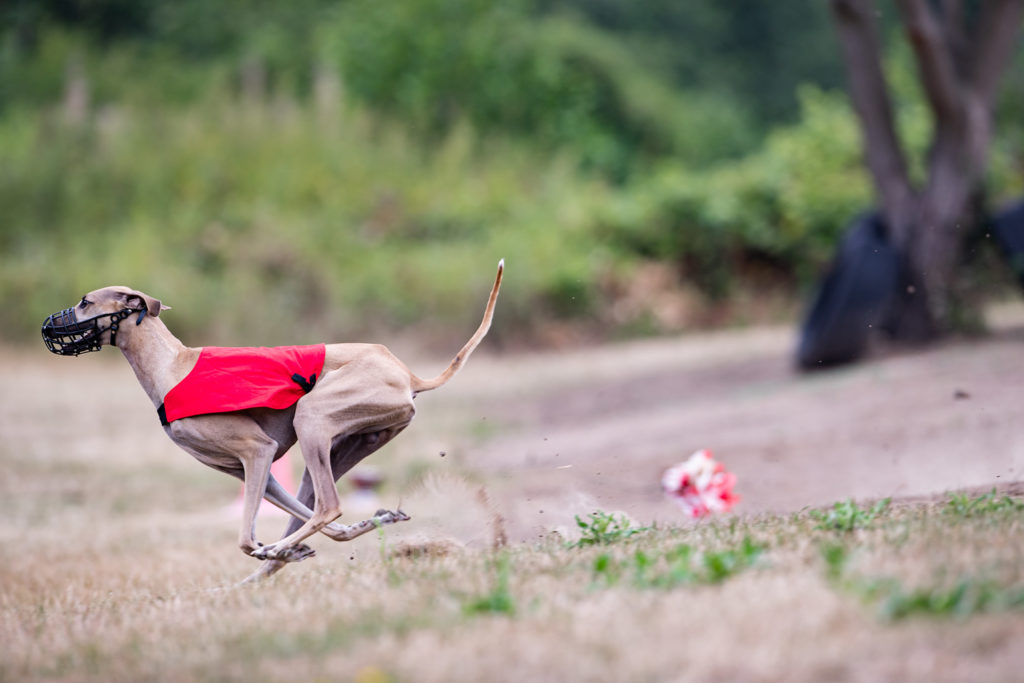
[42, 261, 503, 582]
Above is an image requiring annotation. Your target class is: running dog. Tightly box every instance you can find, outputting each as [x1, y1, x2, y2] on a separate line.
[42, 261, 503, 582]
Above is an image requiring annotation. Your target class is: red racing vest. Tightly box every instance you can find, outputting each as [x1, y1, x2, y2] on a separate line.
[158, 344, 326, 425]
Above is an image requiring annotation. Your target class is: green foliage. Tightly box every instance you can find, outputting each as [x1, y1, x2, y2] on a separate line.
[2, 3, 1023, 344]
[820, 541, 849, 583]
[0, 98, 613, 345]
[463, 554, 516, 616]
[945, 489, 1024, 518]
[2, 1, 755, 177]
[877, 578, 1024, 621]
[322, 1, 754, 176]
[2, 76, 1019, 345]
[593, 536, 763, 589]
[601, 87, 874, 295]
[546, 0, 846, 125]
[571, 511, 651, 548]
[809, 498, 891, 533]
[820, 539, 1024, 622]
[700, 537, 763, 583]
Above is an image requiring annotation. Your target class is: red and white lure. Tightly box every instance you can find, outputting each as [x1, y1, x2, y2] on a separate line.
[661, 449, 739, 518]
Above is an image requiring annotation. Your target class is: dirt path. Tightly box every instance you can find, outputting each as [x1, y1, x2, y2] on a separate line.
[430, 306, 1024, 540]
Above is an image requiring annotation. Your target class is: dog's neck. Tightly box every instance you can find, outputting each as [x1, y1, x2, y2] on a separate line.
[116, 316, 199, 407]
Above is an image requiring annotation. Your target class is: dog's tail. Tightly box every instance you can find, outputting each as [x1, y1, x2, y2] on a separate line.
[411, 259, 504, 394]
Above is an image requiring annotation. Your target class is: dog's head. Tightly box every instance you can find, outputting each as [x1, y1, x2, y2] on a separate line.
[42, 286, 169, 356]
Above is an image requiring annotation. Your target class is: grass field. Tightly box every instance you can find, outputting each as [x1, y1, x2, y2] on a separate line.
[3, 317, 1024, 681]
[3, 488, 1023, 682]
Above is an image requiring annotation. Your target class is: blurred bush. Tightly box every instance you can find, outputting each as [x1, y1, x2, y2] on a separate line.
[0, 96, 620, 346]
[321, 2, 756, 176]
[1, 1, 1021, 347]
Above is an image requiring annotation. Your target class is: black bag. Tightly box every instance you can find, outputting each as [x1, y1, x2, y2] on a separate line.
[796, 212, 901, 369]
[991, 200, 1024, 291]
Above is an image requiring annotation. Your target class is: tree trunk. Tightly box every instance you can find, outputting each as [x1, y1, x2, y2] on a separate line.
[830, 0, 1023, 340]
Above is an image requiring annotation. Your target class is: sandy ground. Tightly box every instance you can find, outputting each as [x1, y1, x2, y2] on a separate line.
[417, 303, 1024, 542]
[2, 303, 1023, 545]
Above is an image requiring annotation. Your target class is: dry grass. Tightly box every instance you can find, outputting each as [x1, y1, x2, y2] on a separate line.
[4, 321, 1024, 681]
[3, 490, 1024, 682]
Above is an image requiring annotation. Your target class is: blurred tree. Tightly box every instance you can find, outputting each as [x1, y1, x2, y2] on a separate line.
[831, 0, 1023, 339]
[543, 0, 845, 126]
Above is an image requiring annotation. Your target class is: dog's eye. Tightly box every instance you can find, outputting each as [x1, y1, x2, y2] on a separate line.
[79, 298, 91, 309]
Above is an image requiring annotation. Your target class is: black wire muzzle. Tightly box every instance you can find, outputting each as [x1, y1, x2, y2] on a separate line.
[41, 306, 144, 356]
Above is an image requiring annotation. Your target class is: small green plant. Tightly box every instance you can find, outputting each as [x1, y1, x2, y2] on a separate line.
[809, 498, 891, 532]
[878, 578, 1024, 621]
[377, 526, 402, 587]
[701, 537, 763, 584]
[945, 489, 1024, 518]
[856, 574, 1024, 622]
[571, 511, 651, 548]
[593, 537, 763, 589]
[641, 545, 697, 588]
[463, 554, 516, 616]
[820, 541, 849, 583]
[592, 552, 623, 586]
[818, 541, 1024, 621]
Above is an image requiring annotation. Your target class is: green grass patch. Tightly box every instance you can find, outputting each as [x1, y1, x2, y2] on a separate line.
[877, 578, 1024, 621]
[818, 492, 1024, 621]
[594, 536, 763, 589]
[945, 488, 1024, 518]
[808, 497, 891, 532]
[462, 553, 516, 616]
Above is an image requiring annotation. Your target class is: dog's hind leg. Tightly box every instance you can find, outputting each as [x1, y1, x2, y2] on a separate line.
[262, 468, 410, 541]
[243, 420, 413, 581]
[251, 357, 418, 564]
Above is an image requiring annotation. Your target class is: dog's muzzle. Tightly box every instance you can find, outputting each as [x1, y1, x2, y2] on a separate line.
[41, 306, 141, 356]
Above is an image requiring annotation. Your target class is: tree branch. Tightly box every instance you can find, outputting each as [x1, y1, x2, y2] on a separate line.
[968, 0, 1024, 104]
[829, 0, 916, 243]
[894, 0, 964, 128]
[941, 0, 968, 71]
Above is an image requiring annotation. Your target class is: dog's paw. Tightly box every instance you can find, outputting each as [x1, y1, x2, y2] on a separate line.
[252, 543, 316, 563]
[374, 508, 412, 525]
[277, 543, 316, 563]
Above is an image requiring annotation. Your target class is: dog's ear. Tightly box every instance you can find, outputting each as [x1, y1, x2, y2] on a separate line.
[123, 290, 169, 318]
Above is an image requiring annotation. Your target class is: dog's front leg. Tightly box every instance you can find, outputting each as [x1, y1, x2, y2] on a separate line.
[251, 430, 340, 562]
[236, 450, 277, 556]
[237, 442, 314, 563]
[242, 473, 314, 583]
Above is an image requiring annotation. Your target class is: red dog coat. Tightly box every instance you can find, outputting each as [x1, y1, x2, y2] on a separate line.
[158, 344, 326, 425]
